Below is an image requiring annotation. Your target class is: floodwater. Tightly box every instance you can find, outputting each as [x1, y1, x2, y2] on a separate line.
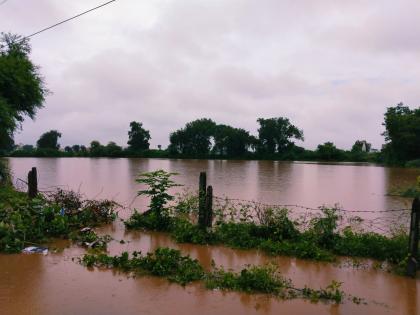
[1, 158, 420, 315]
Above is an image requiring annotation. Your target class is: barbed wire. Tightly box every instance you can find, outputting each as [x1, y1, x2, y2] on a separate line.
[213, 195, 411, 213]
[13, 180, 412, 235]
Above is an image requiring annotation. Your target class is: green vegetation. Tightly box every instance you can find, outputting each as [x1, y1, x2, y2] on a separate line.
[5, 118, 382, 163]
[0, 33, 47, 155]
[0, 159, 10, 185]
[37, 130, 62, 150]
[127, 121, 151, 152]
[0, 186, 117, 253]
[382, 103, 420, 164]
[125, 170, 181, 231]
[6, 104, 419, 165]
[83, 247, 204, 285]
[81, 247, 349, 303]
[256, 117, 303, 155]
[125, 171, 412, 272]
[389, 176, 420, 198]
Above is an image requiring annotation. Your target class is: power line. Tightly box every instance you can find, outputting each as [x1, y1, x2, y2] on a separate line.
[24, 0, 117, 39]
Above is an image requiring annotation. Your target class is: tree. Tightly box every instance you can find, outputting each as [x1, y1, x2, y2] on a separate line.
[0, 33, 47, 153]
[382, 103, 420, 163]
[316, 142, 343, 161]
[37, 130, 61, 150]
[168, 118, 216, 155]
[89, 140, 104, 157]
[64, 146, 73, 153]
[257, 117, 304, 154]
[213, 124, 254, 156]
[72, 144, 81, 153]
[105, 141, 123, 157]
[351, 140, 371, 153]
[127, 121, 151, 151]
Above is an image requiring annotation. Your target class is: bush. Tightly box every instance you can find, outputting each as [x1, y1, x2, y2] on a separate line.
[405, 159, 420, 168]
[82, 247, 204, 285]
[172, 218, 216, 244]
[334, 228, 409, 264]
[124, 210, 174, 231]
[205, 264, 290, 294]
[0, 186, 117, 253]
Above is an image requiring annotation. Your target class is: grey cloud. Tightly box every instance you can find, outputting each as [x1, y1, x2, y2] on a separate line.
[1, 0, 418, 150]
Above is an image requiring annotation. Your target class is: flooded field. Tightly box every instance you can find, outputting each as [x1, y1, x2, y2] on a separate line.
[1, 158, 419, 315]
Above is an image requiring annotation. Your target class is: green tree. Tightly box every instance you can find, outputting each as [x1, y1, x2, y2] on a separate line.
[257, 117, 304, 154]
[0, 33, 47, 153]
[168, 118, 216, 155]
[89, 140, 104, 157]
[351, 140, 371, 153]
[37, 130, 61, 150]
[213, 124, 254, 156]
[127, 121, 151, 151]
[72, 144, 81, 153]
[382, 103, 420, 163]
[105, 141, 123, 157]
[316, 142, 343, 161]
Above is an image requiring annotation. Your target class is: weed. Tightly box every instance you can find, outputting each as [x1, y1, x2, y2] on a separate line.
[0, 186, 117, 253]
[81, 247, 349, 304]
[82, 247, 204, 285]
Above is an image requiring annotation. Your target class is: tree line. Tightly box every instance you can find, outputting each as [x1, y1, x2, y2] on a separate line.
[1, 33, 419, 165]
[7, 111, 414, 164]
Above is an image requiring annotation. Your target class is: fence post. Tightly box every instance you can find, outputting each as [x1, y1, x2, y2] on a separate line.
[198, 172, 207, 229]
[407, 197, 419, 277]
[28, 167, 38, 198]
[205, 185, 213, 228]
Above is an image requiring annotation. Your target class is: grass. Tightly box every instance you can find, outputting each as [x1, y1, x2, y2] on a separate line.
[81, 247, 348, 303]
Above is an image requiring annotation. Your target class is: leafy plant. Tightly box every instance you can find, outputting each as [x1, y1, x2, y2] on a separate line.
[136, 170, 181, 216]
[82, 247, 204, 285]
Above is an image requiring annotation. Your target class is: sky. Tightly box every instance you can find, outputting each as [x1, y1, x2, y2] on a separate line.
[1, 0, 420, 150]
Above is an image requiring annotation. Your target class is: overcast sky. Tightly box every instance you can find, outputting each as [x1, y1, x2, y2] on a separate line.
[1, 0, 419, 150]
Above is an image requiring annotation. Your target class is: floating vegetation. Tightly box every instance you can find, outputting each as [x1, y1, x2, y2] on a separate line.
[81, 247, 352, 303]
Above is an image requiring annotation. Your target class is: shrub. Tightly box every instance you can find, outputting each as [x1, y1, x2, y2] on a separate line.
[82, 247, 204, 285]
[0, 186, 117, 253]
[205, 264, 290, 295]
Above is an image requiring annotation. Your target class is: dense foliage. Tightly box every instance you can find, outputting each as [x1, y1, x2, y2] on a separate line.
[257, 117, 304, 154]
[382, 103, 420, 164]
[37, 130, 62, 150]
[0, 186, 117, 253]
[0, 33, 47, 154]
[127, 121, 151, 152]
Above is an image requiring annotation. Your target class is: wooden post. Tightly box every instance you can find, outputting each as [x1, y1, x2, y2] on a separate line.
[407, 197, 419, 277]
[205, 185, 213, 228]
[198, 172, 207, 228]
[28, 167, 38, 198]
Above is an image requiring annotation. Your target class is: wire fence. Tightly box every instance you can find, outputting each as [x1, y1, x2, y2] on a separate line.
[211, 195, 411, 236]
[14, 177, 412, 236]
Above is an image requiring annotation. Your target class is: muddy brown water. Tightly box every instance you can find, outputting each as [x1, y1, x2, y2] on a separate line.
[1, 158, 419, 315]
